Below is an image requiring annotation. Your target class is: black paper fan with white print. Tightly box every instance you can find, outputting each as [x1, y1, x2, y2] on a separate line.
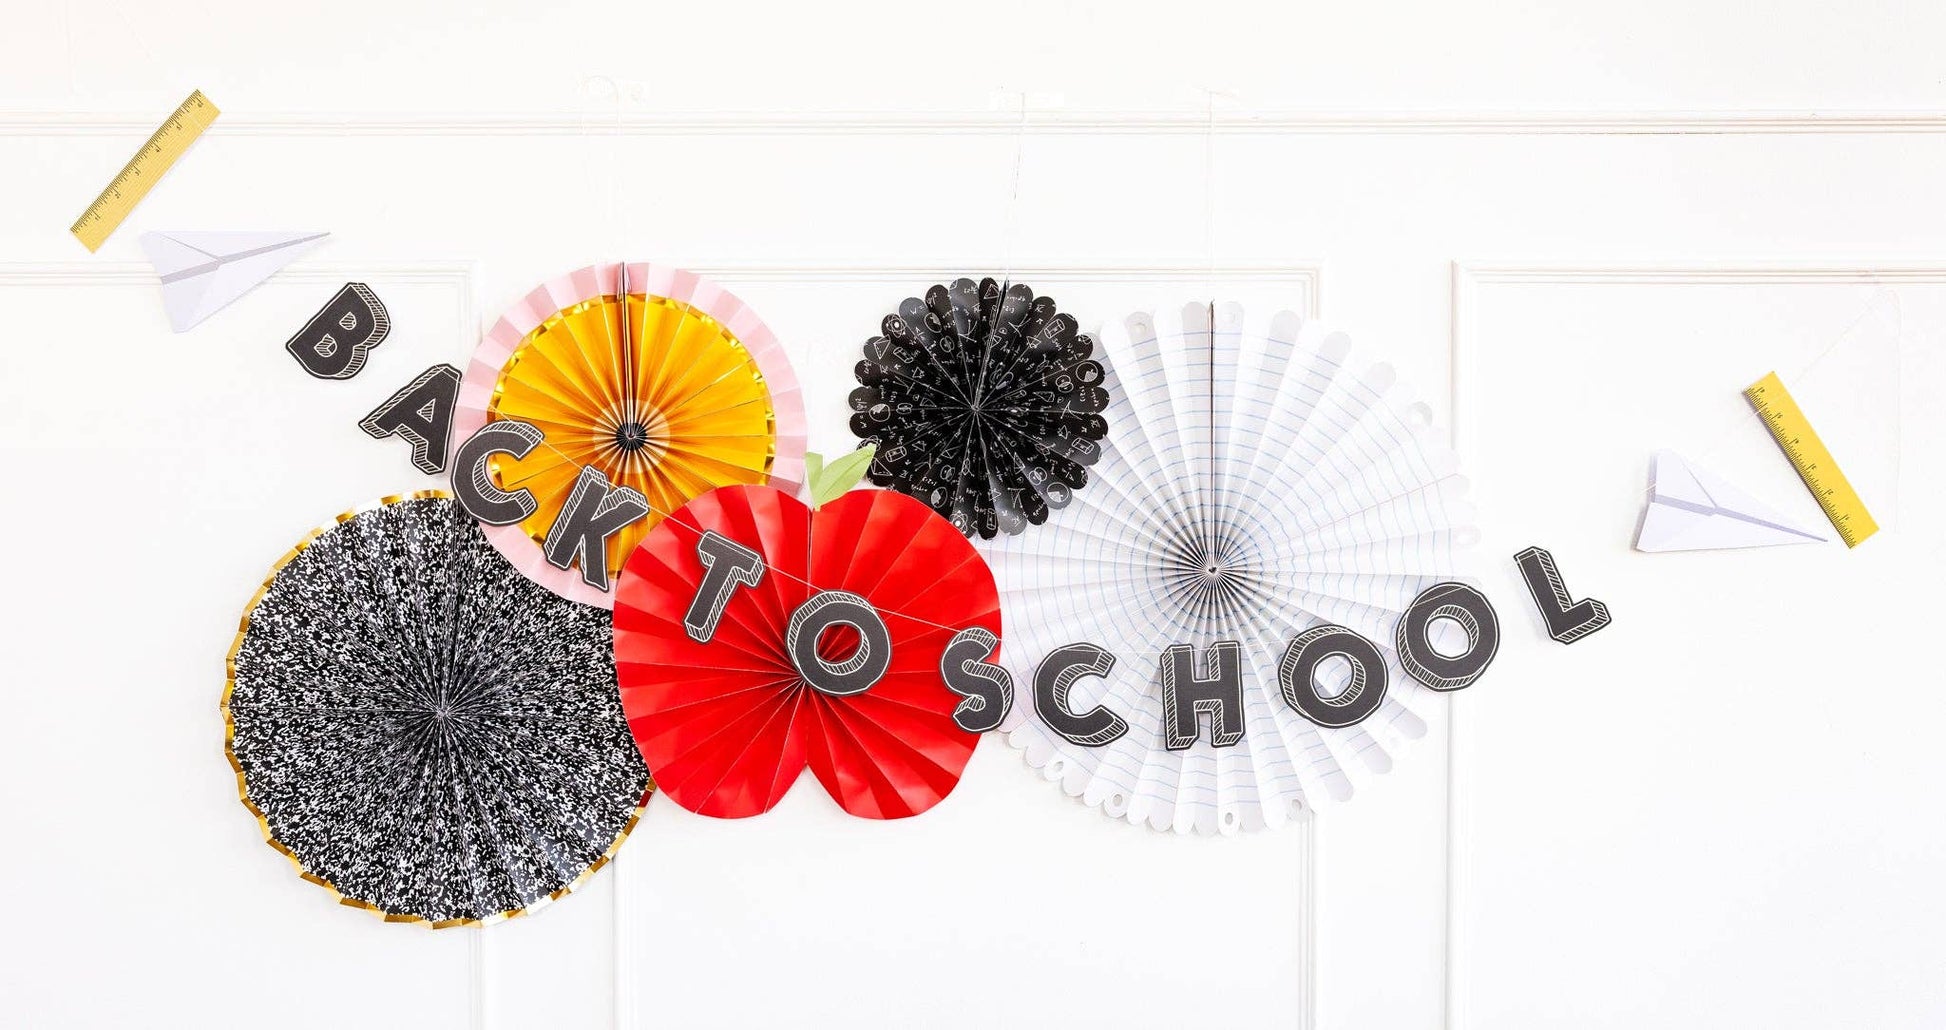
[223, 492, 651, 926]
[847, 277, 1111, 539]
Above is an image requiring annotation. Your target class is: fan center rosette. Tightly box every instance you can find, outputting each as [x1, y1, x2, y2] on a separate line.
[983, 303, 1479, 835]
[223, 493, 651, 925]
[612, 483, 1002, 819]
[847, 277, 1110, 539]
[455, 262, 807, 607]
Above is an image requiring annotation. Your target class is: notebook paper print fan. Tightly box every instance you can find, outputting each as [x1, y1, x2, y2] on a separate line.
[984, 303, 1476, 834]
[847, 277, 1111, 539]
[612, 482, 1001, 819]
[223, 493, 651, 925]
[455, 262, 807, 606]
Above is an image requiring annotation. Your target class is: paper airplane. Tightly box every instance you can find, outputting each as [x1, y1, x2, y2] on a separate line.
[140, 231, 329, 332]
[1635, 449, 1827, 552]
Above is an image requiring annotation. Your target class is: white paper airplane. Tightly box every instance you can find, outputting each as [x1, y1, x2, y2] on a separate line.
[140, 231, 329, 332]
[1635, 449, 1827, 552]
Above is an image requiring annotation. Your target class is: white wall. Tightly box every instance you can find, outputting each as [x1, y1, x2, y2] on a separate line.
[2, 2, 1943, 1028]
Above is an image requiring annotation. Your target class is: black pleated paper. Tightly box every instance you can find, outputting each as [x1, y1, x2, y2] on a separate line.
[224, 495, 650, 925]
[847, 277, 1111, 539]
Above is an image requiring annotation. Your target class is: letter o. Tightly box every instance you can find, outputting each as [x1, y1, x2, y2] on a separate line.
[786, 590, 892, 697]
[1395, 582, 1500, 692]
[1278, 625, 1388, 728]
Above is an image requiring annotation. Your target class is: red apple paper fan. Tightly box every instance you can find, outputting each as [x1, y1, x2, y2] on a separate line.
[613, 482, 1000, 819]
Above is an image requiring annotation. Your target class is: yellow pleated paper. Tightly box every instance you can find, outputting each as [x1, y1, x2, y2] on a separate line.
[487, 294, 777, 581]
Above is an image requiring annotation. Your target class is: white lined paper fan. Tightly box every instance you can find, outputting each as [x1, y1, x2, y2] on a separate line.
[986, 302, 1477, 834]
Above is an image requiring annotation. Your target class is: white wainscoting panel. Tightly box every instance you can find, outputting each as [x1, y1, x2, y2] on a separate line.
[9, 6, 1946, 1021]
[1448, 263, 1946, 1029]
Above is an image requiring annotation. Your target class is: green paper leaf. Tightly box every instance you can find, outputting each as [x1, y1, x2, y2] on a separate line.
[809, 444, 876, 509]
[803, 451, 824, 496]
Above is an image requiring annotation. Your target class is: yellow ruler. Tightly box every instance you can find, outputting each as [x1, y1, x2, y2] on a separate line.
[70, 90, 220, 252]
[1744, 371, 1879, 547]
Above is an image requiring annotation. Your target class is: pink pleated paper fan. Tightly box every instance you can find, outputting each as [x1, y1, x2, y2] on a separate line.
[453, 261, 807, 608]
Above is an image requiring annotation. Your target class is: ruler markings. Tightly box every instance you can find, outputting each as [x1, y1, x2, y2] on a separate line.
[1744, 370, 1879, 548]
[70, 90, 219, 252]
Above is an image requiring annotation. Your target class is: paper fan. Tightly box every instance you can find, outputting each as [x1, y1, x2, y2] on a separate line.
[986, 303, 1477, 834]
[223, 493, 651, 925]
[847, 277, 1110, 539]
[612, 483, 1001, 819]
[455, 262, 807, 606]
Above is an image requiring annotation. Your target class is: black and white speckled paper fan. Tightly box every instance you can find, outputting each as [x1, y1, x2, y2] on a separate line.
[847, 277, 1111, 538]
[224, 492, 651, 926]
[986, 303, 1477, 835]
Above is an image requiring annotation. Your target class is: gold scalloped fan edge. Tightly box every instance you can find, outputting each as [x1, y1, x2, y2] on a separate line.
[220, 489, 655, 929]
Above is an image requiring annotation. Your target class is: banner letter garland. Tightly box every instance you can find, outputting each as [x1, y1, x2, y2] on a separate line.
[613, 482, 1002, 819]
[984, 303, 1478, 834]
[454, 262, 807, 607]
[286, 282, 389, 380]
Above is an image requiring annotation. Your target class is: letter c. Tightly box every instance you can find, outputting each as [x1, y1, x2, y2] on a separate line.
[450, 421, 543, 526]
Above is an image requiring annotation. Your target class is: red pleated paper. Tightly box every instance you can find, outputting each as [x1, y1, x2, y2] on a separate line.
[613, 485, 1002, 819]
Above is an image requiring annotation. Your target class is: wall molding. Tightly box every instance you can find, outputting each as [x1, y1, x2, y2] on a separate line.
[1441, 258, 1944, 1030]
[0, 261, 482, 366]
[1447, 258, 1945, 438]
[689, 264, 1320, 292]
[1295, 812, 1318, 1030]
[1447, 260, 1946, 458]
[4, 254, 488, 1014]
[613, 812, 1314, 1030]
[0, 261, 476, 285]
[3, 260, 1318, 334]
[1456, 261, 1946, 287]
[1, 260, 1309, 284]
[15, 109, 1946, 137]
[603, 262, 1320, 1030]
[2, 257, 1318, 1030]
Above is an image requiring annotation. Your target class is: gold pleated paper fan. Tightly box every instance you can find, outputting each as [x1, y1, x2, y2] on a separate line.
[455, 262, 807, 607]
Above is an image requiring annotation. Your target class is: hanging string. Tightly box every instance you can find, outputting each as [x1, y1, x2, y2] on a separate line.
[108, 5, 168, 89]
[1204, 96, 1217, 573]
[495, 390, 1463, 666]
[493, 421, 1421, 661]
[1682, 280, 1906, 532]
[997, 89, 1031, 288]
[494, 431, 971, 635]
[1202, 88, 1223, 301]
[504, 84, 1416, 663]
[1197, 89, 1232, 584]
[575, 75, 634, 258]
[575, 73, 638, 444]
[1863, 273, 1907, 528]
